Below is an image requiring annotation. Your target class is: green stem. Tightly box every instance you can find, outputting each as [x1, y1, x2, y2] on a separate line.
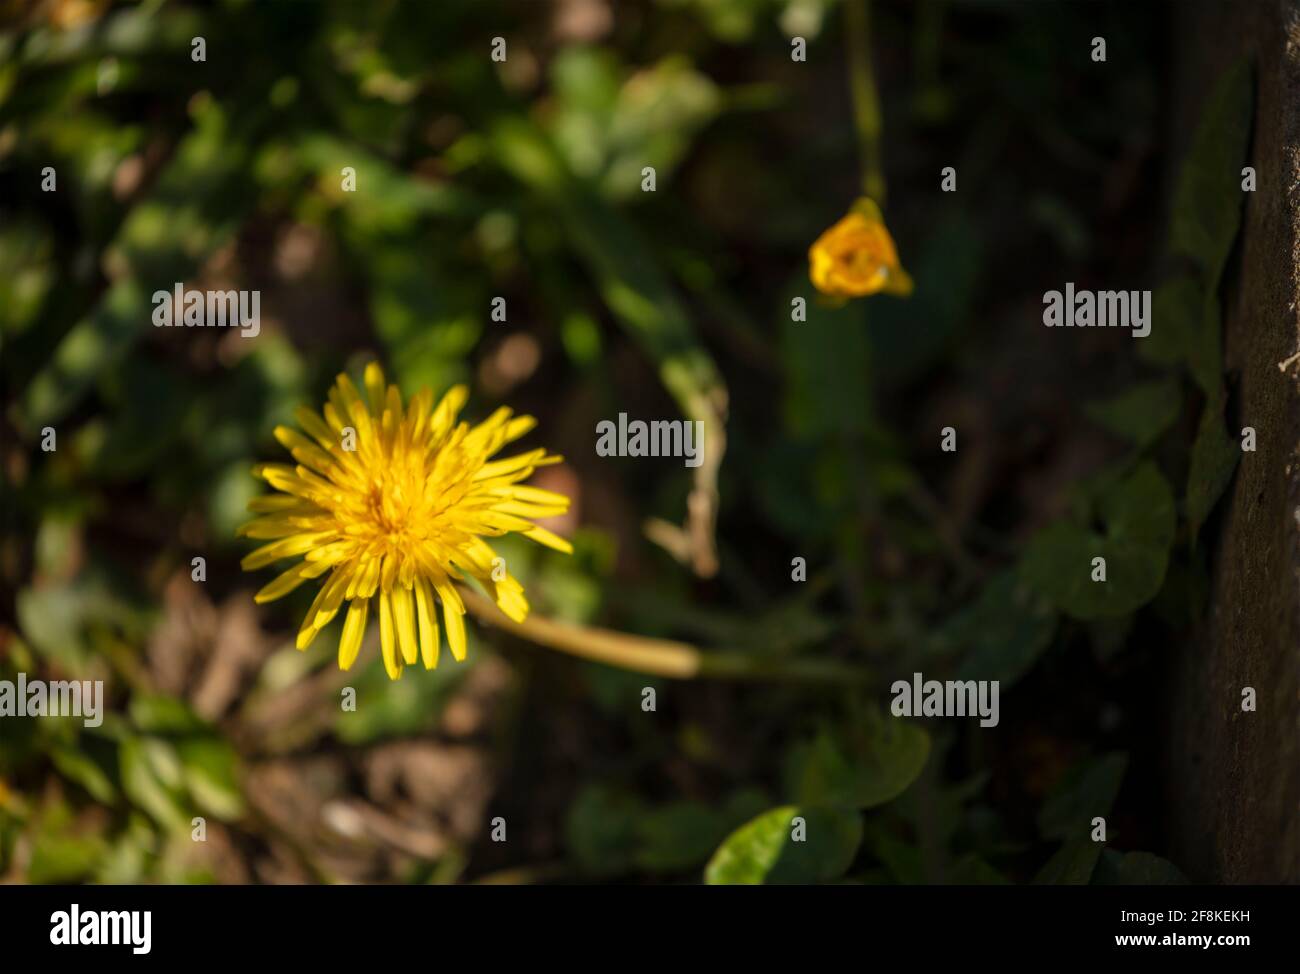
[845, 0, 886, 204]
[460, 587, 871, 686]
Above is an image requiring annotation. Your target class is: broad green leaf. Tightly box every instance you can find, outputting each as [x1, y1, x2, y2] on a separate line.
[95, 832, 152, 885]
[1033, 837, 1103, 885]
[1169, 60, 1254, 287]
[565, 785, 642, 876]
[1093, 850, 1189, 885]
[359, 243, 480, 395]
[85, 357, 190, 480]
[50, 745, 116, 804]
[1020, 462, 1175, 619]
[949, 854, 1012, 885]
[635, 802, 735, 873]
[29, 831, 106, 885]
[548, 49, 721, 198]
[786, 721, 930, 810]
[634, 792, 767, 873]
[1140, 275, 1202, 367]
[119, 735, 191, 831]
[177, 737, 244, 820]
[938, 570, 1058, 689]
[866, 212, 982, 389]
[705, 804, 862, 885]
[16, 573, 145, 674]
[129, 694, 211, 735]
[1141, 278, 1222, 397]
[1037, 752, 1128, 841]
[781, 281, 874, 438]
[298, 134, 470, 232]
[1186, 395, 1240, 541]
[1083, 378, 1182, 448]
[861, 819, 924, 884]
[566, 785, 768, 876]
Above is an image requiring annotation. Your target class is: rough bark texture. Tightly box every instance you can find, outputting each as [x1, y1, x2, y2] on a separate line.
[1165, 0, 1300, 883]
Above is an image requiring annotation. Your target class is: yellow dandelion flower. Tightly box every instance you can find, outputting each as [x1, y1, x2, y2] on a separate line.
[239, 363, 572, 680]
[808, 197, 913, 299]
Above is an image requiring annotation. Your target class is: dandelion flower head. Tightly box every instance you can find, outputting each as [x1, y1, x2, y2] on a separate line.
[240, 363, 571, 679]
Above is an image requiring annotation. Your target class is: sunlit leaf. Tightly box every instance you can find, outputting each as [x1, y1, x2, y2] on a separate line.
[705, 804, 862, 885]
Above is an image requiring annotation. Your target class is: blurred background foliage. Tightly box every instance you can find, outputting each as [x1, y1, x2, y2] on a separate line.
[0, 0, 1247, 884]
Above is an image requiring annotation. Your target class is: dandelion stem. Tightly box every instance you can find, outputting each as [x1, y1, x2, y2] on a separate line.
[459, 588, 871, 685]
[845, 0, 886, 204]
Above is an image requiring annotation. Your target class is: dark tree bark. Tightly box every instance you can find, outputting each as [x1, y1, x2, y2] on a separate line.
[1165, 0, 1300, 883]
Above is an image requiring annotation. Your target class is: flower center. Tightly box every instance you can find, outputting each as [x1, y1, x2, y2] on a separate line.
[365, 479, 416, 540]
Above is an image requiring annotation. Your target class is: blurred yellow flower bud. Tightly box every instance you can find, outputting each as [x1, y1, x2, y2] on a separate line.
[808, 198, 913, 299]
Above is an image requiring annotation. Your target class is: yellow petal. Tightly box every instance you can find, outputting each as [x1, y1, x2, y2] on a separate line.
[240, 532, 332, 570]
[430, 385, 469, 437]
[434, 582, 467, 662]
[338, 598, 369, 671]
[523, 524, 573, 554]
[363, 362, 387, 416]
[294, 406, 337, 450]
[311, 570, 350, 629]
[391, 583, 419, 666]
[414, 576, 440, 669]
[254, 563, 310, 604]
[378, 590, 402, 680]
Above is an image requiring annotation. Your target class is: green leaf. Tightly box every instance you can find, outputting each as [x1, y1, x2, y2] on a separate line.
[861, 819, 924, 884]
[119, 735, 191, 832]
[129, 694, 211, 735]
[21, 94, 261, 428]
[177, 737, 244, 820]
[348, 226, 480, 395]
[866, 212, 982, 389]
[16, 573, 144, 674]
[29, 831, 107, 885]
[1093, 850, 1189, 885]
[566, 786, 767, 877]
[1141, 276, 1202, 367]
[1020, 462, 1175, 619]
[548, 50, 721, 198]
[938, 570, 1058, 690]
[781, 283, 874, 438]
[786, 721, 930, 810]
[1033, 837, 1104, 885]
[1186, 396, 1240, 541]
[494, 119, 726, 470]
[50, 745, 116, 804]
[1168, 60, 1254, 287]
[949, 854, 1012, 885]
[633, 796, 761, 873]
[1083, 378, 1182, 448]
[1141, 278, 1223, 397]
[1037, 752, 1128, 841]
[565, 785, 642, 876]
[705, 805, 862, 885]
